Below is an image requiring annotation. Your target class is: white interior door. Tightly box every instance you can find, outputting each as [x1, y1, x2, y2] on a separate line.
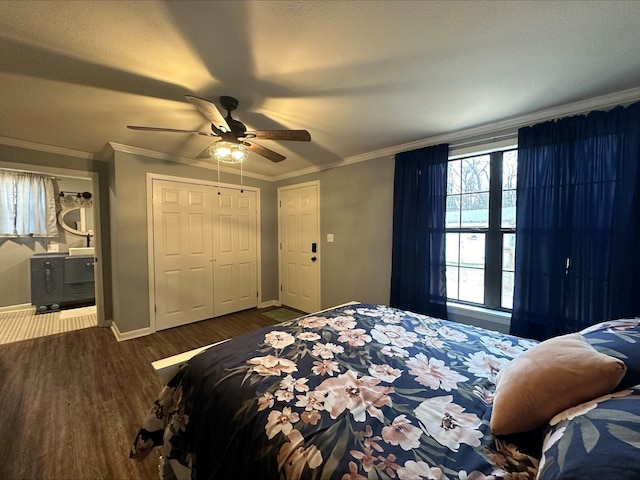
[213, 188, 258, 316]
[153, 179, 214, 330]
[279, 182, 320, 313]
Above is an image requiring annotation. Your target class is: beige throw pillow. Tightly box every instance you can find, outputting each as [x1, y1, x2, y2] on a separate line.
[490, 333, 626, 435]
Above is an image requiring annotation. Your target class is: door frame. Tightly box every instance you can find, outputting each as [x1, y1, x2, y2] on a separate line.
[0, 160, 105, 327]
[146, 172, 262, 333]
[277, 180, 321, 312]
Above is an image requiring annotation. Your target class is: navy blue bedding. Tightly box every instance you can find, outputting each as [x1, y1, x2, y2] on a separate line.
[131, 304, 542, 479]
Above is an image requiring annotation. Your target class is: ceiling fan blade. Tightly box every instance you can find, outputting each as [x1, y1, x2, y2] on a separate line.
[247, 130, 311, 142]
[185, 95, 230, 132]
[127, 125, 215, 136]
[245, 142, 286, 163]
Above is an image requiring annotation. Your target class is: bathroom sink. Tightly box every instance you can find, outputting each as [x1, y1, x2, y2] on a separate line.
[68, 247, 94, 256]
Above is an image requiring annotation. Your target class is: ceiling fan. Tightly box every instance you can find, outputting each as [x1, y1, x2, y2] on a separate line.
[127, 95, 311, 163]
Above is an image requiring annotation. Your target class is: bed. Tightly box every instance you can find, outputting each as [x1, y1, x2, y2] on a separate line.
[131, 303, 640, 480]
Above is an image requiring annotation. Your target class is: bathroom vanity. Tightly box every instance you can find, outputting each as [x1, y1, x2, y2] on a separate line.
[30, 251, 95, 313]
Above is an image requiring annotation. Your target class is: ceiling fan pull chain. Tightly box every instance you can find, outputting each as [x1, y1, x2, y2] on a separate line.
[240, 162, 244, 193]
[217, 159, 221, 195]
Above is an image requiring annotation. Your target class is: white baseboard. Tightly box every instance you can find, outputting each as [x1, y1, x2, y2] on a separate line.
[259, 299, 280, 308]
[109, 300, 332, 341]
[0, 303, 34, 314]
[110, 321, 151, 342]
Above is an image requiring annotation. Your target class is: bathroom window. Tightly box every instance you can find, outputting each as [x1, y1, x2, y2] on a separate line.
[0, 169, 57, 237]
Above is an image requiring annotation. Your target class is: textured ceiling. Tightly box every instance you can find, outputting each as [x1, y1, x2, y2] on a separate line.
[0, 1, 639, 178]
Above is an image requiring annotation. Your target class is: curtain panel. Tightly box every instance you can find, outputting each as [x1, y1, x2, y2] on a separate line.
[390, 143, 449, 319]
[511, 101, 640, 340]
[0, 170, 58, 237]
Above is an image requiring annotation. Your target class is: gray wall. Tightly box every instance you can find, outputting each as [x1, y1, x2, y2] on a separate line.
[109, 149, 278, 333]
[276, 155, 395, 309]
[0, 142, 398, 334]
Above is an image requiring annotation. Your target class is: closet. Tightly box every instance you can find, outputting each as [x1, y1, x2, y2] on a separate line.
[151, 178, 258, 331]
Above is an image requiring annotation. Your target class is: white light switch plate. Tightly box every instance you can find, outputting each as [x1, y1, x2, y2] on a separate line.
[327, 233, 334, 243]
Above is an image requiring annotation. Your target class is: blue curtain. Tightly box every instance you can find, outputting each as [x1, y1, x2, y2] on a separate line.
[511, 101, 640, 340]
[390, 143, 449, 319]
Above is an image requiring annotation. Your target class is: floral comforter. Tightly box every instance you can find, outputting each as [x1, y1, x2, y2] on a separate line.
[131, 304, 541, 480]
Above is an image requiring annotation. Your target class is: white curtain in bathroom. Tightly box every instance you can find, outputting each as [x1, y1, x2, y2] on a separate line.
[0, 170, 58, 237]
[0, 170, 13, 235]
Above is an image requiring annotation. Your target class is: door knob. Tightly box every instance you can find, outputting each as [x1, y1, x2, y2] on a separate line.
[311, 256, 317, 262]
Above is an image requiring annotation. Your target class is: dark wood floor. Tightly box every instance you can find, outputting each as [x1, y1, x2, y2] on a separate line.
[0, 307, 279, 480]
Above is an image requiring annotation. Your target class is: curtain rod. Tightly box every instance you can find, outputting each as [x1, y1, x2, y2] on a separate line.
[0, 166, 57, 179]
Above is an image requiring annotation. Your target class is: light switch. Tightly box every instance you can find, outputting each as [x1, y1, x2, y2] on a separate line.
[327, 233, 334, 243]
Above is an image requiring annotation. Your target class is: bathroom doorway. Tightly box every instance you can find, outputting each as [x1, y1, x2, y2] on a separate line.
[0, 161, 105, 340]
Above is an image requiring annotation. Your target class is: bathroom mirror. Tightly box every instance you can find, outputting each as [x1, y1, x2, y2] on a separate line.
[58, 206, 94, 236]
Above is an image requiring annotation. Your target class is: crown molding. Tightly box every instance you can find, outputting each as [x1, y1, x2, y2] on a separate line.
[275, 86, 640, 180]
[108, 143, 273, 182]
[0, 136, 93, 160]
[3, 87, 640, 182]
[375, 86, 640, 158]
[272, 152, 396, 181]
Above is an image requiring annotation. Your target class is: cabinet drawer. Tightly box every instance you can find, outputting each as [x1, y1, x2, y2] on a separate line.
[63, 282, 95, 301]
[64, 256, 95, 283]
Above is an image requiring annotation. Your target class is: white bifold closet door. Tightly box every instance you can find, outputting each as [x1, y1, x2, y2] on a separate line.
[152, 179, 257, 331]
[212, 187, 258, 316]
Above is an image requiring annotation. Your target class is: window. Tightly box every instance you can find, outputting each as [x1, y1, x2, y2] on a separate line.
[0, 169, 57, 237]
[445, 149, 517, 310]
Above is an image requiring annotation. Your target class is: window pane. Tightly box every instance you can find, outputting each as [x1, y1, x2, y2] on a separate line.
[446, 196, 461, 228]
[502, 232, 516, 309]
[502, 233, 516, 270]
[446, 149, 516, 311]
[502, 151, 518, 189]
[447, 160, 461, 194]
[446, 233, 460, 265]
[501, 271, 514, 309]
[446, 266, 459, 299]
[460, 233, 485, 268]
[501, 190, 516, 228]
[461, 193, 489, 227]
[461, 155, 490, 193]
[459, 267, 484, 303]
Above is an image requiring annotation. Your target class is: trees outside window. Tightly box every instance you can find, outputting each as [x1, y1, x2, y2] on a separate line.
[446, 149, 516, 310]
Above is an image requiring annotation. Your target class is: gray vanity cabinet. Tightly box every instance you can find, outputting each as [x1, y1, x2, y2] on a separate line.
[30, 253, 95, 313]
[63, 256, 95, 304]
[30, 254, 65, 312]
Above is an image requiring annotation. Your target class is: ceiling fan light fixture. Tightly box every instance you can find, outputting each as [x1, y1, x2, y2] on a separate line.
[209, 141, 250, 164]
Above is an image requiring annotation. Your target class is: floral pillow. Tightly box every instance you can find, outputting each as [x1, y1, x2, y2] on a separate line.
[536, 387, 640, 480]
[581, 318, 640, 389]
